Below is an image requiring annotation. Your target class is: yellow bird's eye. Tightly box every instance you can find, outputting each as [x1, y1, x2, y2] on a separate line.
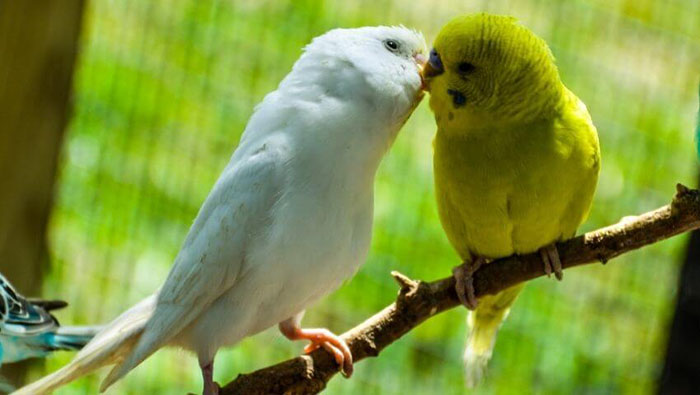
[457, 62, 476, 74]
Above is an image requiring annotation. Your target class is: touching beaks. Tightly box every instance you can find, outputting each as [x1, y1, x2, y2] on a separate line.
[422, 48, 444, 79]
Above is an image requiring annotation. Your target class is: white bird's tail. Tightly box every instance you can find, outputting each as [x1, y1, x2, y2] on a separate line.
[13, 296, 156, 395]
[463, 285, 523, 388]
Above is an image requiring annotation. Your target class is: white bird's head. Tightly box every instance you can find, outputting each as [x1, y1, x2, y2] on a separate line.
[319, 26, 426, 94]
[242, 26, 427, 173]
[287, 26, 427, 129]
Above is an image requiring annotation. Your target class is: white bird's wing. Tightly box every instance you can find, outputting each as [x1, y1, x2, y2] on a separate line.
[101, 147, 283, 389]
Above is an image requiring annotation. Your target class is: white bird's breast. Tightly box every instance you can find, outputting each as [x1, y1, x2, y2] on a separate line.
[183, 100, 386, 352]
[240, 149, 375, 334]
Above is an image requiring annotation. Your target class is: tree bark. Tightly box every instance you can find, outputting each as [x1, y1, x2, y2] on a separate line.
[0, 0, 84, 386]
[221, 185, 700, 395]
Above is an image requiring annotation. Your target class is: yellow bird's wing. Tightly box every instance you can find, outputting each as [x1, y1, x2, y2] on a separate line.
[552, 89, 601, 239]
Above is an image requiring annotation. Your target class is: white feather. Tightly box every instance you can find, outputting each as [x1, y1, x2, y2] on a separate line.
[16, 25, 425, 394]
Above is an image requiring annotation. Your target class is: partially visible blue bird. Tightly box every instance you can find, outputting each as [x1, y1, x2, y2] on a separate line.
[0, 274, 100, 366]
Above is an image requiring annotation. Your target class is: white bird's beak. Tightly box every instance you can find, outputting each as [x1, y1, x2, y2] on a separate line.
[413, 53, 428, 91]
[413, 53, 427, 69]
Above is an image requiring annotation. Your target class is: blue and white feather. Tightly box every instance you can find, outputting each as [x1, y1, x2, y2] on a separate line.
[0, 274, 100, 365]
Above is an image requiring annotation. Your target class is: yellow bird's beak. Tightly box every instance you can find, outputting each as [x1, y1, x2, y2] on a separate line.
[422, 61, 443, 79]
[421, 48, 444, 91]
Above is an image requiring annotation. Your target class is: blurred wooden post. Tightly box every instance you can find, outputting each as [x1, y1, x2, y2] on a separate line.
[659, 171, 700, 393]
[0, 0, 84, 386]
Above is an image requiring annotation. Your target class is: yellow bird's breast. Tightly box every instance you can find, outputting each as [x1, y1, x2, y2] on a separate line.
[433, 95, 600, 260]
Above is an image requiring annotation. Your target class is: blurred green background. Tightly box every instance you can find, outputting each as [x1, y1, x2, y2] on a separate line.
[25, 0, 700, 393]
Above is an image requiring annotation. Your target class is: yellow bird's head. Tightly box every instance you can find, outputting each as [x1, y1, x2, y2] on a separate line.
[423, 14, 565, 128]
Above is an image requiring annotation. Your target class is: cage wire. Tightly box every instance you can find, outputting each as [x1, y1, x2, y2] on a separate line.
[29, 0, 700, 393]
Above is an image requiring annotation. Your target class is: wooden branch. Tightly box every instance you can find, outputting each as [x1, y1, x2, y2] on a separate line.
[220, 184, 700, 395]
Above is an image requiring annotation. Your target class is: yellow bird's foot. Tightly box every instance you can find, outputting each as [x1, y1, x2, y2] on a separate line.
[540, 244, 563, 281]
[452, 257, 486, 310]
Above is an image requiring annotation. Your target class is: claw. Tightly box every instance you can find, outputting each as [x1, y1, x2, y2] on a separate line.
[280, 322, 354, 377]
[540, 248, 552, 278]
[540, 244, 563, 281]
[452, 257, 485, 310]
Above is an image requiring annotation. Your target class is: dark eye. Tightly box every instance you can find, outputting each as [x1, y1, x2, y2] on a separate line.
[384, 39, 400, 52]
[457, 62, 475, 74]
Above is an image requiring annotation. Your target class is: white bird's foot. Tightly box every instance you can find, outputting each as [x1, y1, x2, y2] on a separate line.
[540, 243, 563, 281]
[279, 318, 353, 377]
[453, 256, 485, 310]
[199, 360, 220, 395]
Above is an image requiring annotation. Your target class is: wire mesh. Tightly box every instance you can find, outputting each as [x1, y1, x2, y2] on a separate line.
[31, 0, 700, 393]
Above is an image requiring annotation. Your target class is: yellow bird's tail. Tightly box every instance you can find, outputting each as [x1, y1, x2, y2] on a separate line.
[464, 285, 523, 387]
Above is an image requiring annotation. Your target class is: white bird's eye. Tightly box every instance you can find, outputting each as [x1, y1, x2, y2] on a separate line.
[384, 39, 400, 52]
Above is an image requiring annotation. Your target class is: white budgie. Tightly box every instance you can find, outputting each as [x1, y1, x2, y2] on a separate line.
[17, 26, 426, 395]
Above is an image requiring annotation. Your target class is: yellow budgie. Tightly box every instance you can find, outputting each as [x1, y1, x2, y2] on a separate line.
[422, 14, 600, 386]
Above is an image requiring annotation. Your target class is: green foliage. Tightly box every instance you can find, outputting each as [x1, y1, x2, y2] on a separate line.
[35, 0, 700, 393]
